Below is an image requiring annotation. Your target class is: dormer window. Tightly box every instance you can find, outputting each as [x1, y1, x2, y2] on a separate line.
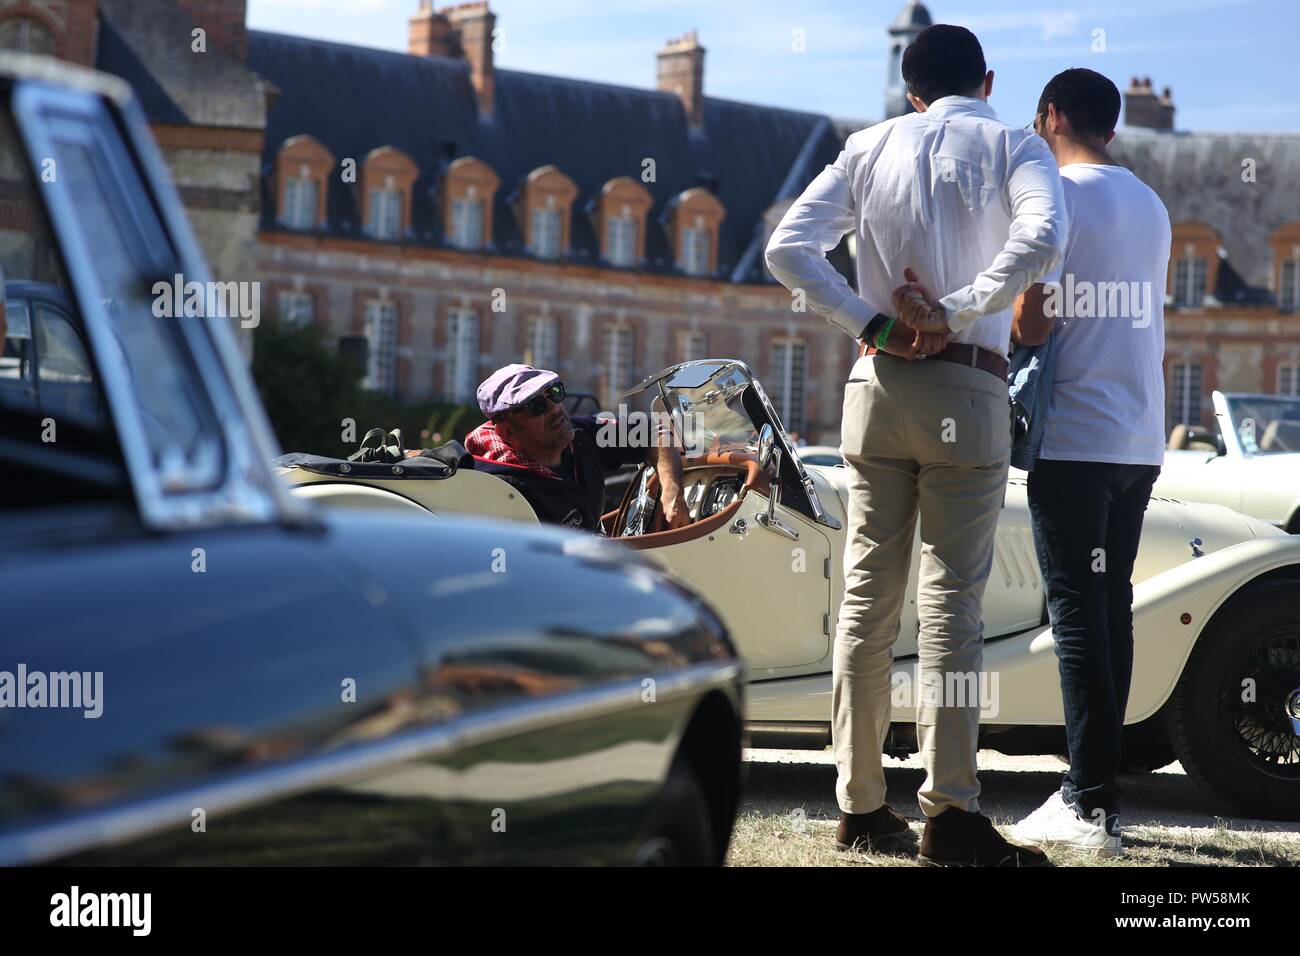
[282, 169, 319, 231]
[275, 135, 334, 232]
[669, 187, 725, 278]
[518, 165, 577, 262]
[1269, 226, 1300, 313]
[367, 176, 402, 240]
[1282, 259, 1299, 313]
[597, 178, 653, 269]
[1173, 256, 1207, 308]
[681, 220, 711, 276]
[530, 201, 563, 259]
[606, 212, 637, 267]
[1168, 222, 1219, 310]
[443, 157, 500, 252]
[451, 191, 485, 249]
[361, 146, 417, 243]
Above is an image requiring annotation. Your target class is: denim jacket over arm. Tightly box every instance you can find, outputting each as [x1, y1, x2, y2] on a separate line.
[1008, 336, 1056, 471]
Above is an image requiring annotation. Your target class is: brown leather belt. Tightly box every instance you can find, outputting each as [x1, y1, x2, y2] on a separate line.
[865, 341, 1008, 381]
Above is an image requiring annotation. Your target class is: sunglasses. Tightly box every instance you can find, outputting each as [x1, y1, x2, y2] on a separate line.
[514, 381, 566, 417]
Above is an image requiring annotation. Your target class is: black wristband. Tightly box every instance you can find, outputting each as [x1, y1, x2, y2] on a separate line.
[860, 312, 891, 342]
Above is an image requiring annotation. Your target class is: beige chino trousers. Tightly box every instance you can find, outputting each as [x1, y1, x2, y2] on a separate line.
[833, 351, 1010, 818]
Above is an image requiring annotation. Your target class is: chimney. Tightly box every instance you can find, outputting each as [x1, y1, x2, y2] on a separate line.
[409, 1, 455, 58]
[444, 2, 496, 116]
[1124, 75, 1175, 131]
[177, 0, 249, 62]
[657, 30, 705, 127]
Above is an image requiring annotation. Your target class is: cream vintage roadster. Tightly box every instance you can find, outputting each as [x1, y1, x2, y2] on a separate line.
[1159, 391, 1300, 532]
[278, 360, 1300, 819]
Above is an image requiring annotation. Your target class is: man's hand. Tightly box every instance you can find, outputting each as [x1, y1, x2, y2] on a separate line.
[891, 266, 951, 334]
[660, 492, 692, 530]
[876, 320, 949, 362]
[646, 416, 690, 530]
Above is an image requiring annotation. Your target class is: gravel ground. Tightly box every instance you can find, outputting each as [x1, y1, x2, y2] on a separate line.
[729, 748, 1300, 867]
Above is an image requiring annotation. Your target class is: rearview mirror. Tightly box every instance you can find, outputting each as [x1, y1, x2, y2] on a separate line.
[757, 423, 777, 474]
[755, 424, 797, 540]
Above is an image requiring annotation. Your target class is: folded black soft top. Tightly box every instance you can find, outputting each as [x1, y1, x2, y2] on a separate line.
[275, 441, 473, 480]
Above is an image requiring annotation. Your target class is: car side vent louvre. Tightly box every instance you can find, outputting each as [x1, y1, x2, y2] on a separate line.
[994, 529, 1041, 589]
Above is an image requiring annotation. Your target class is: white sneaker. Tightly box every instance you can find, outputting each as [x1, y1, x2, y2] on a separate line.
[1010, 791, 1122, 858]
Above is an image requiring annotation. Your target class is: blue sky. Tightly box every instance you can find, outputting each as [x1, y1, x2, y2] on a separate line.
[246, 0, 1300, 132]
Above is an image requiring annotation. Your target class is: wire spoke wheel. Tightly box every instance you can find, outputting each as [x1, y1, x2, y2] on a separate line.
[1223, 628, 1300, 776]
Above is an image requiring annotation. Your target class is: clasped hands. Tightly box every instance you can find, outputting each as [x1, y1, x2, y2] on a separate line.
[879, 267, 951, 361]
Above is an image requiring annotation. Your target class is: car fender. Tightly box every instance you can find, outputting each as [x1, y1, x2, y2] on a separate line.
[976, 536, 1300, 726]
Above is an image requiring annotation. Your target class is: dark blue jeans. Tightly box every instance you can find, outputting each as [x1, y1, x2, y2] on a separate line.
[1027, 458, 1160, 822]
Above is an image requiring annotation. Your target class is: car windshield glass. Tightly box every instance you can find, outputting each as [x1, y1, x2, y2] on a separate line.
[1226, 395, 1300, 454]
[654, 361, 759, 456]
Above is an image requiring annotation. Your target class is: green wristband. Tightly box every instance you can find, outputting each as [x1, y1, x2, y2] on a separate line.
[874, 316, 896, 350]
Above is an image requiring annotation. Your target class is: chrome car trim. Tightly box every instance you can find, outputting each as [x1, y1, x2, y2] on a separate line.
[118, 88, 311, 528]
[11, 76, 296, 532]
[0, 662, 740, 866]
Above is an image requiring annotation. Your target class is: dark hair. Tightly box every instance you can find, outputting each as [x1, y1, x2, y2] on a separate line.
[1035, 68, 1121, 140]
[901, 25, 987, 106]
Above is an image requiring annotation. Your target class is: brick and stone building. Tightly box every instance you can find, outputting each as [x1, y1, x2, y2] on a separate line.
[4, 0, 1299, 440]
[0, 0, 269, 356]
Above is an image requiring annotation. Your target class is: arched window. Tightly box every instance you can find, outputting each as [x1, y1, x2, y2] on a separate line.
[597, 178, 653, 268]
[361, 147, 418, 242]
[1269, 223, 1300, 313]
[282, 173, 319, 231]
[517, 166, 577, 261]
[1168, 221, 1219, 309]
[0, 17, 56, 55]
[443, 157, 500, 251]
[670, 188, 725, 278]
[276, 136, 334, 232]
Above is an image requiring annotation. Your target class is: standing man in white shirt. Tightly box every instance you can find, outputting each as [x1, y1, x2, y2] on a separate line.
[1006, 69, 1170, 859]
[766, 24, 1065, 866]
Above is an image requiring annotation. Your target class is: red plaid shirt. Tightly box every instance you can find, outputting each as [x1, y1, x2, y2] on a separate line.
[464, 421, 562, 479]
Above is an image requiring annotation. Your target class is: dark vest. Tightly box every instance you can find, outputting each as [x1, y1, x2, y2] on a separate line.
[471, 416, 643, 532]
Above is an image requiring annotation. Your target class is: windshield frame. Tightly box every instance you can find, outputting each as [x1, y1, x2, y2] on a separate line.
[626, 358, 841, 530]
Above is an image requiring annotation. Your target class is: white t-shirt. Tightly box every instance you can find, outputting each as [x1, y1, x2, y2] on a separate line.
[1037, 164, 1171, 466]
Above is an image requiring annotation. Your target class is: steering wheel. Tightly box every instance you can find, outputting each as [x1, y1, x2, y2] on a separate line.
[615, 464, 658, 536]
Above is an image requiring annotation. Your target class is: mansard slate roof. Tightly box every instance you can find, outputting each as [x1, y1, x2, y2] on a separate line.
[246, 30, 854, 285]
[95, 0, 266, 130]
[1110, 127, 1300, 304]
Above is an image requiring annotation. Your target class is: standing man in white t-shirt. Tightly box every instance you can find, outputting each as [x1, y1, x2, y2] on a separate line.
[1006, 69, 1171, 858]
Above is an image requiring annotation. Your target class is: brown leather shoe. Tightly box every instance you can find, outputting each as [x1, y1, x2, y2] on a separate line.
[835, 804, 916, 855]
[918, 807, 1051, 867]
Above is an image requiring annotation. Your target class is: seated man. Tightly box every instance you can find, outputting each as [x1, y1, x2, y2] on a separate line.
[465, 364, 689, 534]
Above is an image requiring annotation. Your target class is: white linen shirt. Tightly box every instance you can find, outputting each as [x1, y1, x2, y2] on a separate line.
[765, 96, 1067, 357]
